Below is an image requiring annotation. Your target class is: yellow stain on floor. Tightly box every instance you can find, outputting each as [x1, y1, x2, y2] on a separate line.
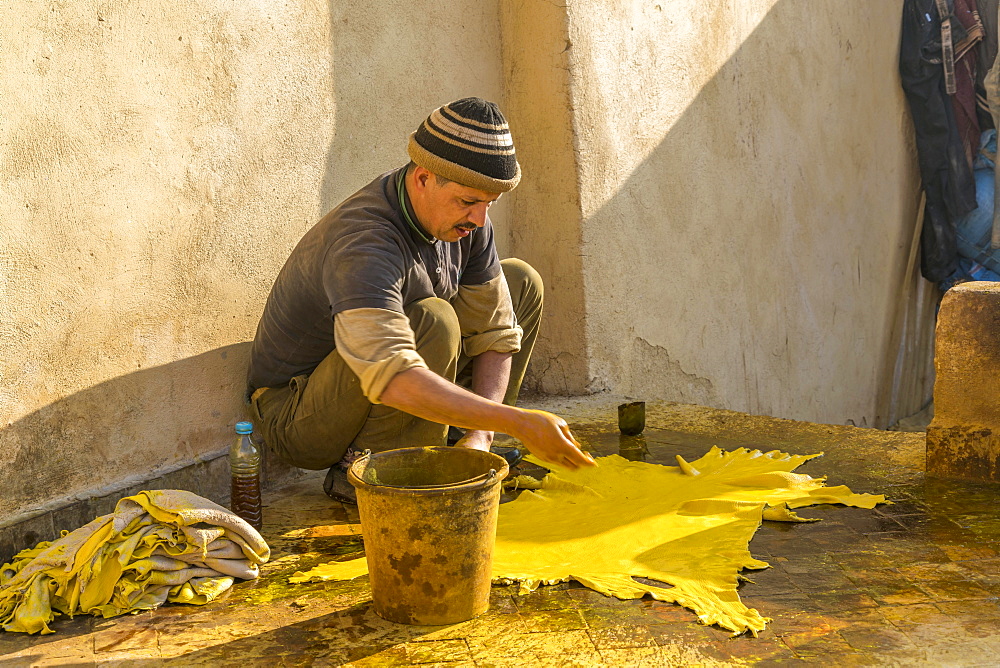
[282, 524, 362, 538]
[290, 446, 885, 636]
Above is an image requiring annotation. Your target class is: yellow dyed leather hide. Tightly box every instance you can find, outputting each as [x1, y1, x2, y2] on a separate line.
[291, 447, 884, 635]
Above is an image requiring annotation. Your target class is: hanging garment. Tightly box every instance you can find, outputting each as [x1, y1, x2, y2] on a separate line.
[952, 130, 1000, 276]
[982, 1, 1000, 247]
[952, 0, 986, 164]
[974, 0, 998, 128]
[0, 490, 270, 634]
[901, 0, 980, 282]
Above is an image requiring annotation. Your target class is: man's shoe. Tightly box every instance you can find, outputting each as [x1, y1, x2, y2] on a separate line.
[447, 426, 464, 446]
[324, 466, 357, 505]
[449, 427, 523, 469]
[491, 445, 523, 469]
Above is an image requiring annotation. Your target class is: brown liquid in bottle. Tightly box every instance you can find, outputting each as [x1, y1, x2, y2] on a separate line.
[231, 474, 262, 531]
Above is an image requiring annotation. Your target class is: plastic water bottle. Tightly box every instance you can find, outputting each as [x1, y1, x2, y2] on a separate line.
[230, 421, 262, 531]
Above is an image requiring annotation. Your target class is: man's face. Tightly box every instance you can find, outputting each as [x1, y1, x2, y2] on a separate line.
[410, 168, 501, 242]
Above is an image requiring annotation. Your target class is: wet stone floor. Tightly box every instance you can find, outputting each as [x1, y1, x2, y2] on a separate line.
[3, 396, 1000, 666]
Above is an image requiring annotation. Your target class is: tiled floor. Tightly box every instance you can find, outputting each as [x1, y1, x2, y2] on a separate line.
[3, 396, 1000, 666]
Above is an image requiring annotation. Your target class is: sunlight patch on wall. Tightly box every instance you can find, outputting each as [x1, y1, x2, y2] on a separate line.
[566, 0, 777, 217]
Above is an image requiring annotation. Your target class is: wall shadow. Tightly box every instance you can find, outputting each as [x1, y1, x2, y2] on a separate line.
[0, 343, 299, 561]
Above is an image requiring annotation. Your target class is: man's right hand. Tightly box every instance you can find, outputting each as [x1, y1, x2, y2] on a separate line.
[509, 409, 596, 471]
[380, 367, 596, 471]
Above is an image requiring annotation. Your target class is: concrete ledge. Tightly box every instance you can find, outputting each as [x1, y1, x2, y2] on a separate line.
[926, 282, 1000, 481]
[0, 448, 302, 564]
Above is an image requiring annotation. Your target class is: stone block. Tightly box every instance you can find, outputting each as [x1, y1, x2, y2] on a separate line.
[926, 282, 1000, 480]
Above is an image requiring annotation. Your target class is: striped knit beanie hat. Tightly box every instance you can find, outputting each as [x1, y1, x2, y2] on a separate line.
[408, 97, 521, 193]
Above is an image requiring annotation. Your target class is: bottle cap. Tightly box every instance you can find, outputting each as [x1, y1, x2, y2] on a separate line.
[235, 421, 253, 435]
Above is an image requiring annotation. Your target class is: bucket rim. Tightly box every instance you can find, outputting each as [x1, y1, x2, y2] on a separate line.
[347, 446, 509, 496]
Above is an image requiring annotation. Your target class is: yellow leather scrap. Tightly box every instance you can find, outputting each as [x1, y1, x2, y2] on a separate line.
[289, 557, 370, 583]
[0, 490, 270, 634]
[290, 447, 884, 636]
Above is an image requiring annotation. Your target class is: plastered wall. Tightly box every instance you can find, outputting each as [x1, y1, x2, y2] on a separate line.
[2, 0, 925, 524]
[498, 0, 588, 394]
[1, 0, 503, 522]
[533, 0, 922, 425]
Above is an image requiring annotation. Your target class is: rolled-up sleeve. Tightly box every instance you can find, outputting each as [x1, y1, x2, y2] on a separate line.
[452, 273, 522, 358]
[334, 308, 428, 404]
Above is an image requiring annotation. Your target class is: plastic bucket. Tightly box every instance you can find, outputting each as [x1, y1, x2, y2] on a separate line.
[348, 446, 509, 625]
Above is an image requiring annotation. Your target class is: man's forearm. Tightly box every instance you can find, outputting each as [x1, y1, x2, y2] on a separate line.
[379, 366, 521, 435]
[379, 365, 596, 471]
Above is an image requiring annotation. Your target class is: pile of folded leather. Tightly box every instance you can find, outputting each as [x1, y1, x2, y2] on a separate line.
[0, 489, 269, 634]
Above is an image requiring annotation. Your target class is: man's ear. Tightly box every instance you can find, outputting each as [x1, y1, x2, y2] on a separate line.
[412, 165, 433, 192]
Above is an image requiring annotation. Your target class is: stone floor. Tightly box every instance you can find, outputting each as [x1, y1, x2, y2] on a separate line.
[3, 395, 1000, 666]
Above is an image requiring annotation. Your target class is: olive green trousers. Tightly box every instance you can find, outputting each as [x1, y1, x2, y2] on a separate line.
[249, 258, 543, 470]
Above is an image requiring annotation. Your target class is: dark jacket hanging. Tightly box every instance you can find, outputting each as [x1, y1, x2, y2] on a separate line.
[900, 0, 979, 283]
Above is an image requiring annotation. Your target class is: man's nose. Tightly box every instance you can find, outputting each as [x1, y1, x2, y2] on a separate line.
[467, 203, 489, 227]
